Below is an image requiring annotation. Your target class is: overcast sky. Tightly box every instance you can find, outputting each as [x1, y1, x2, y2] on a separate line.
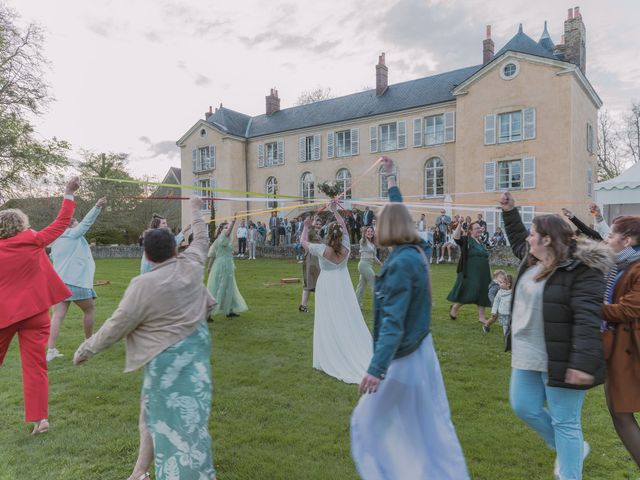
[10, 0, 640, 178]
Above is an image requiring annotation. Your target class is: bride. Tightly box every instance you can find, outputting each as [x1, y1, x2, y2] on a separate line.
[301, 201, 373, 384]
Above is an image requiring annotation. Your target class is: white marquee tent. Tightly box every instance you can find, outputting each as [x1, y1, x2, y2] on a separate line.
[596, 162, 640, 222]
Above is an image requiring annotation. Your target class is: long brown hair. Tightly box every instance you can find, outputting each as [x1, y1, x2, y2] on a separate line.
[326, 222, 345, 255]
[528, 214, 575, 280]
[612, 216, 640, 245]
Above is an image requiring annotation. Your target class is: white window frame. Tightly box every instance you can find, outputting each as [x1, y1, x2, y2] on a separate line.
[379, 122, 397, 152]
[336, 130, 352, 157]
[500, 61, 520, 80]
[197, 178, 211, 211]
[498, 111, 522, 143]
[336, 168, 352, 199]
[498, 159, 522, 190]
[300, 172, 314, 200]
[425, 114, 444, 145]
[265, 176, 278, 209]
[424, 157, 444, 198]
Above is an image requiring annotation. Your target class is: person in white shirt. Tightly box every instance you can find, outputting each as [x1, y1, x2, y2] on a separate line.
[236, 221, 248, 257]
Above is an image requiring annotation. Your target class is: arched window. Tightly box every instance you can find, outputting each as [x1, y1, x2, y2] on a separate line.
[424, 157, 444, 197]
[300, 172, 314, 201]
[378, 165, 398, 198]
[265, 176, 278, 209]
[336, 168, 352, 199]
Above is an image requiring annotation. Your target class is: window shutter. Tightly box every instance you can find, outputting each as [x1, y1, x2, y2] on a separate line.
[298, 137, 306, 162]
[397, 120, 406, 149]
[587, 124, 594, 154]
[193, 179, 199, 198]
[485, 209, 496, 236]
[369, 125, 378, 153]
[587, 166, 593, 197]
[313, 134, 321, 160]
[521, 206, 535, 230]
[192, 149, 197, 172]
[413, 118, 423, 147]
[523, 156, 536, 189]
[350, 128, 359, 155]
[277, 140, 284, 165]
[444, 111, 455, 143]
[209, 145, 216, 170]
[484, 114, 496, 145]
[210, 177, 217, 210]
[327, 132, 335, 159]
[484, 161, 496, 191]
[523, 108, 536, 140]
[258, 143, 265, 167]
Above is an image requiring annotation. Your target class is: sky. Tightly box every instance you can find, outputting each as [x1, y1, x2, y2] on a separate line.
[9, 0, 640, 179]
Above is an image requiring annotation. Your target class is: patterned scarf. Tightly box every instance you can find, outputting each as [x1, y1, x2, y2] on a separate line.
[602, 246, 640, 331]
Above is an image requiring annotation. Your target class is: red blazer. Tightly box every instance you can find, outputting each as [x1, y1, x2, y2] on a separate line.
[0, 199, 76, 328]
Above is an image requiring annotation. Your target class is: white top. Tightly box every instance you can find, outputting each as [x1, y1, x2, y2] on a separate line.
[491, 288, 512, 316]
[308, 235, 350, 270]
[511, 265, 548, 372]
[236, 226, 248, 239]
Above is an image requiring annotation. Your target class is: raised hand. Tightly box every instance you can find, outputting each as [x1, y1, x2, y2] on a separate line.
[65, 176, 81, 195]
[561, 208, 574, 219]
[499, 192, 515, 211]
[95, 197, 108, 208]
[191, 196, 203, 210]
[379, 156, 394, 175]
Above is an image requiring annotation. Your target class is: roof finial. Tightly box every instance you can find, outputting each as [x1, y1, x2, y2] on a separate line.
[518, 23, 523, 34]
[541, 20, 550, 38]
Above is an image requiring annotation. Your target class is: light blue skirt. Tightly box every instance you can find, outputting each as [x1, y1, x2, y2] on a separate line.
[65, 284, 97, 301]
[142, 321, 215, 479]
[351, 335, 469, 479]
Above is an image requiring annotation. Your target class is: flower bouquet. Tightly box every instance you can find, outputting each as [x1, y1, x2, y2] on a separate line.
[317, 181, 343, 199]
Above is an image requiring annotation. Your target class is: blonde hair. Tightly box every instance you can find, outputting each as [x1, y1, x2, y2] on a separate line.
[0, 209, 30, 239]
[492, 269, 507, 280]
[376, 203, 420, 247]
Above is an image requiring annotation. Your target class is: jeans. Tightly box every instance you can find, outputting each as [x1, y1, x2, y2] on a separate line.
[238, 237, 246, 255]
[510, 369, 587, 480]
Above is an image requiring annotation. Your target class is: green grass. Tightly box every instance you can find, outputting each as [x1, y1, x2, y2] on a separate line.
[0, 258, 637, 479]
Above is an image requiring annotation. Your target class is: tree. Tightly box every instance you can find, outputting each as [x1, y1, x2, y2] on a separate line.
[76, 151, 144, 244]
[597, 109, 625, 181]
[623, 102, 640, 164]
[0, 5, 69, 201]
[295, 87, 334, 106]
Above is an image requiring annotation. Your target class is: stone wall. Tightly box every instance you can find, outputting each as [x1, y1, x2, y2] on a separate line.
[91, 244, 520, 267]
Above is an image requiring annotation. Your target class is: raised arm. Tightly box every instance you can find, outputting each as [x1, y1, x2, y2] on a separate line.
[224, 214, 237, 237]
[452, 220, 463, 241]
[500, 192, 529, 261]
[330, 200, 347, 231]
[182, 198, 208, 264]
[379, 156, 402, 203]
[35, 177, 80, 247]
[562, 208, 603, 241]
[66, 197, 107, 239]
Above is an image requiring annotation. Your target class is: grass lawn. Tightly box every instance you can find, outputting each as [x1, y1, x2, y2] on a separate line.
[0, 257, 638, 479]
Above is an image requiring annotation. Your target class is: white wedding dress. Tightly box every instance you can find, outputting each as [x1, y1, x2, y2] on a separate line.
[308, 236, 373, 384]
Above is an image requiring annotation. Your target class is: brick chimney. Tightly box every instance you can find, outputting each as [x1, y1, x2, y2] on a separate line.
[557, 6, 586, 74]
[376, 53, 388, 96]
[483, 25, 494, 64]
[266, 88, 280, 116]
[205, 105, 213, 120]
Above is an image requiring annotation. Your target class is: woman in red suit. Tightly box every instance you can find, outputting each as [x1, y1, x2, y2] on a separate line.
[0, 177, 80, 434]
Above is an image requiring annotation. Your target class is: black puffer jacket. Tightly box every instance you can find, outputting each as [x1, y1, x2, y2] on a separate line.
[503, 208, 613, 389]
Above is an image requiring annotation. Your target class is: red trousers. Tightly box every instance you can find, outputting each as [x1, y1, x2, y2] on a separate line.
[0, 310, 49, 422]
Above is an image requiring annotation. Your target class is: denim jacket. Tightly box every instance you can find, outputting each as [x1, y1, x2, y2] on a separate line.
[367, 186, 433, 379]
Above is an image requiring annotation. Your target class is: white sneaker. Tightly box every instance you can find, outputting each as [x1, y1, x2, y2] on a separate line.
[46, 348, 63, 362]
[554, 441, 590, 479]
[438, 256, 444, 262]
[448, 257, 452, 262]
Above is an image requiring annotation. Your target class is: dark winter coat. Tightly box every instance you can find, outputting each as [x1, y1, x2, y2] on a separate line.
[503, 208, 613, 389]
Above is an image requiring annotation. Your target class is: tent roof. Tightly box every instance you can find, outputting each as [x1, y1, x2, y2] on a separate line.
[596, 162, 640, 191]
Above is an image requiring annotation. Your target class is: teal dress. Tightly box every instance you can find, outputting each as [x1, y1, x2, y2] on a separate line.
[447, 237, 491, 307]
[207, 234, 248, 316]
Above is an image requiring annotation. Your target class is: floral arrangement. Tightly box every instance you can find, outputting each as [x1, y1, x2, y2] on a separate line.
[317, 181, 343, 199]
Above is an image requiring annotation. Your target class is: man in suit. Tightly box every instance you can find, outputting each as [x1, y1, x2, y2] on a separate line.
[269, 212, 279, 246]
[362, 206, 374, 227]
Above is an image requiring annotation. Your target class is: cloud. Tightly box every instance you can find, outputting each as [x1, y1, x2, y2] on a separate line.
[239, 31, 341, 54]
[194, 73, 212, 86]
[144, 30, 164, 43]
[139, 137, 179, 159]
[87, 18, 123, 38]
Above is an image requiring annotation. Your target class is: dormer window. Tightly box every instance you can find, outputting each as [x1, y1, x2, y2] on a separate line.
[500, 61, 520, 80]
[200, 128, 207, 137]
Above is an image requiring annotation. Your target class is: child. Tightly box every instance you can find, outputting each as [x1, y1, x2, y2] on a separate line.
[484, 270, 507, 333]
[486, 273, 513, 336]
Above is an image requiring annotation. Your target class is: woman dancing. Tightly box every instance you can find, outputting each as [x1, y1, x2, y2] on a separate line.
[447, 220, 492, 326]
[355, 225, 382, 308]
[207, 214, 248, 318]
[301, 203, 373, 384]
[351, 157, 468, 479]
[0, 177, 80, 435]
[47, 196, 107, 362]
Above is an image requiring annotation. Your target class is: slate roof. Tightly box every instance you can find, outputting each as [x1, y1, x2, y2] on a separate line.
[201, 26, 568, 140]
[494, 25, 559, 61]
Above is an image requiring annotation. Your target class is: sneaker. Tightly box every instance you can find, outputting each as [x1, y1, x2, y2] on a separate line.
[46, 348, 63, 362]
[482, 325, 490, 334]
[448, 256, 452, 262]
[437, 256, 444, 263]
[554, 441, 590, 479]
